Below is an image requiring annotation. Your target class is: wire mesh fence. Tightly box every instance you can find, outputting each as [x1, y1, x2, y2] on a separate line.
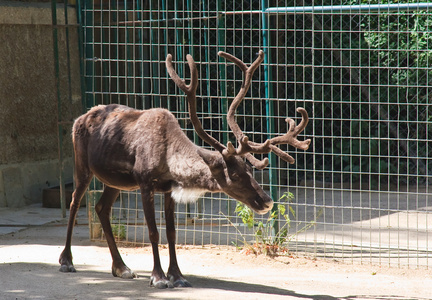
[78, 0, 431, 269]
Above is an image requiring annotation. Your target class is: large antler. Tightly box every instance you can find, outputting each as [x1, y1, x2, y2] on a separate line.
[166, 51, 311, 170]
[218, 50, 311, 169]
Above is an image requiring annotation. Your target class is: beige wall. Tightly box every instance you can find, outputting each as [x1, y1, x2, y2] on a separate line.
[0, 1, 82, 207]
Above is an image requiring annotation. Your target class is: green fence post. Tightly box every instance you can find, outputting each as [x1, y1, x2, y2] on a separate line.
[149, 0, 161, 107]
[51, 0, 67, 218]
[83, 0, 94, 108]
[262, 0, 278, 230]
[217, 0, 230, 215]
[76, 0, 87, 113]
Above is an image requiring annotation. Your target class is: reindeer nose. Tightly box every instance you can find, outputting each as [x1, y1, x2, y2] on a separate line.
[256, 199, 273, 215]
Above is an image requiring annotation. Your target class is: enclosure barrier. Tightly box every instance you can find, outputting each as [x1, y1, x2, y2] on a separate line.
[61, 0, 432, 269]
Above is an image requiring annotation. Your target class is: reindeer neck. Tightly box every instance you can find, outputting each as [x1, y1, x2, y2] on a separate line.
[167, 142, 220, 193]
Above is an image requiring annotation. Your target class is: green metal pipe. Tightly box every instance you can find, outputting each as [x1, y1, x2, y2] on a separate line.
[118, 2, 432, 26]
[264, 3, 432, 14]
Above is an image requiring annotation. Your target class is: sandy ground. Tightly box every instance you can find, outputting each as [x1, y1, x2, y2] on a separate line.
[1, 216, 432, 300]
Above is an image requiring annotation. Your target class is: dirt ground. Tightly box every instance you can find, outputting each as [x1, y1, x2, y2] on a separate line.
[1, 218, 432, 300]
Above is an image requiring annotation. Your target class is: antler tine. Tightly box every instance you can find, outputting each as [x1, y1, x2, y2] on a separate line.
[166, 54, 198, 95]
[248, 107, 311, 164]
[269, 107, 311, 150]
[244, 153, 269, 170]
[166, 54, 225, 152]
[218, 51, 248, 73]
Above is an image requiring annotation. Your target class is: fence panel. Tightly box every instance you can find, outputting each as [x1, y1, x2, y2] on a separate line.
[79, 0, 431, 268]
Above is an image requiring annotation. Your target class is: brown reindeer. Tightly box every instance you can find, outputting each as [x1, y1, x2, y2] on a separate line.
[58, 50, 311, 288]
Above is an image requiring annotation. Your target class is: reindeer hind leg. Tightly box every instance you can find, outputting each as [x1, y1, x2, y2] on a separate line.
[95, 186, 137, 279]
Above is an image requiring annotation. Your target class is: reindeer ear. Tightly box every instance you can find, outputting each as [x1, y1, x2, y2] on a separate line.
[196, 148, 224, 173]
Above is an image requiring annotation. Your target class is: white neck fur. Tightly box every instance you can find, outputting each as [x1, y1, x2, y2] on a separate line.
[171, 186, 207, 203]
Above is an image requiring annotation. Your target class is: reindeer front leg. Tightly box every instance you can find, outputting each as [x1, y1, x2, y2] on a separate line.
[164, 193, 192, 287]
[141, 187, 173, 288]
[59, 167, 93, 273]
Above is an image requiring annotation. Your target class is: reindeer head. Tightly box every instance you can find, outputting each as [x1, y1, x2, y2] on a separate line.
[195, 148, 272, 214]
[166, 51, 311, 215]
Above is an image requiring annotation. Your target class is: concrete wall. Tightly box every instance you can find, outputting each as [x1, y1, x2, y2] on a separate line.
[0, 1, 82, 207]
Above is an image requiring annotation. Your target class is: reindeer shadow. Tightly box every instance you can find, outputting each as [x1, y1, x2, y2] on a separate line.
[0, 262, 421, 300]
[0, 262, 336, 299]
[181, 274, 338, 300]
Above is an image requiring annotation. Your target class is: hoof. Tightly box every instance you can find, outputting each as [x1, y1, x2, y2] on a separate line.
[119, 270, 137, 279]
[168, 273, 192, 287]
[171, 278, 192, 288]
[151, 277, 174, 289]
[59, 264, 76, 273]
[112, 267, 137, 279]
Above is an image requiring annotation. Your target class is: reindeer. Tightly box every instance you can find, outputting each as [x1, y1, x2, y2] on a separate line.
[58, 50, 311, 288]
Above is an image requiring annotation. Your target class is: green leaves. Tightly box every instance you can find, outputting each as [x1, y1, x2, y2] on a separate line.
[234, 202, 255, 228]
[227, 191, 322, 256]
[231, 192, 299, 256]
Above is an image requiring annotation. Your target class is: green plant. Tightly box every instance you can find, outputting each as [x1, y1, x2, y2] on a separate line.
[226, 192, 320, 257]
[111, 217, 126, 241]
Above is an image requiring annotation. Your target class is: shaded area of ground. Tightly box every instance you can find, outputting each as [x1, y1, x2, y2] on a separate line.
[0, 205, 431, 300]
